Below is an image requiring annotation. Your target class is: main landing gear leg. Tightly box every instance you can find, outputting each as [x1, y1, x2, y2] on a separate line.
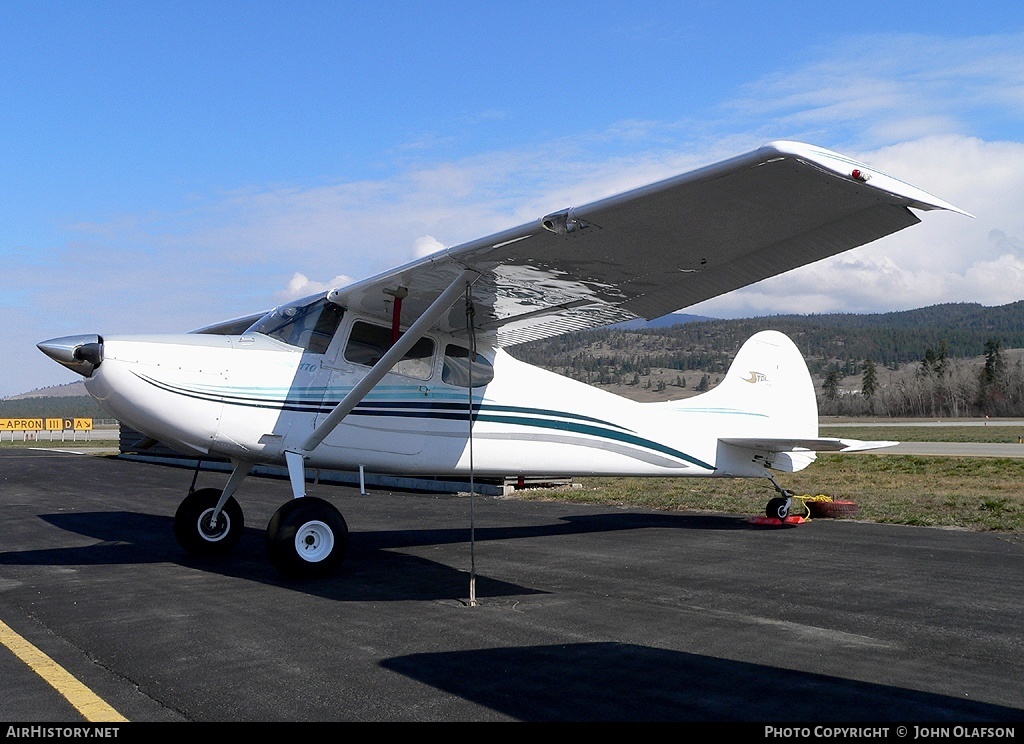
[174, 459, 251, 557]
[764, 472, 794, 522]
[266, 450, 349, 579]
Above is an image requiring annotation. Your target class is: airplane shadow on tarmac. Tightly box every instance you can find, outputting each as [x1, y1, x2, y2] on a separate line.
[381, 642, 1024, 722]
[0, 509, 755, 603]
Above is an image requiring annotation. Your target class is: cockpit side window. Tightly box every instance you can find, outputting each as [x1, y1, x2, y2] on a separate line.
[246, 298, 345, 354]
[344, 321, 435, 380]
[442, 344, 494, 388]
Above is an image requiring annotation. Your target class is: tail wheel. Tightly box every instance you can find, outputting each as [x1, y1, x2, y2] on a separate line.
[766, 496, 790, 521]
[267, 497, 348, 578]
[174, 487, 244, 556]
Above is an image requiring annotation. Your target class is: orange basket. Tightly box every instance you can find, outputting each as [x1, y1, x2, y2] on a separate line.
[802, 495, 859, 518]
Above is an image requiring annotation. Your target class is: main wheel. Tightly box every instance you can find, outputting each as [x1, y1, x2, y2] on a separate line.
[174, 488, 245, 556]
[766, 496, 790, 521]
[266, 497, 348, 578]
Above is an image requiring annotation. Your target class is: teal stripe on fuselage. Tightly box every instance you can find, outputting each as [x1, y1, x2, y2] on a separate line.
[470, 413, 713, 470]
[133, 372, 713, 470]
[138, 373, 632, 432]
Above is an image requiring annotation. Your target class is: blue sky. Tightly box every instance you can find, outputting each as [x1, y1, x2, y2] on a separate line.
[4, 1, 1024, 396]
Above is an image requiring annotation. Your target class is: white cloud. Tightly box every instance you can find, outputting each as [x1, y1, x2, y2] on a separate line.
[963, 253, 1024, 304]
[726, 32, 1024, 148]
[413, 236, 446, 258]
[276, 272, 356, 302]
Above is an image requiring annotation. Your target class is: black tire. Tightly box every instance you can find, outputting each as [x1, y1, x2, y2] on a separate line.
[766, 496, 790, 521]
[174, 488, 245, 556]
[266, 497, 348, 578]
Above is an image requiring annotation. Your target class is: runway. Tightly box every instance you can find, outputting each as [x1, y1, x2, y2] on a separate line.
[876, 441, 1024, 457]
[0, 448, 1022, 723]
[824, 419, 1024, 457]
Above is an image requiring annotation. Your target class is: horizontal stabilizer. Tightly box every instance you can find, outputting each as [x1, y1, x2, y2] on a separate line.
[720, 437, 899, 453]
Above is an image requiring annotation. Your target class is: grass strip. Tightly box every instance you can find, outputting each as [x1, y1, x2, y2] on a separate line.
[512, 454, 1024, 533]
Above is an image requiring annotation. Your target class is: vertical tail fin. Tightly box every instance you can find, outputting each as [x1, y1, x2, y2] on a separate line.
[665, 330, 895, 474]
[683, 330, 818, 440]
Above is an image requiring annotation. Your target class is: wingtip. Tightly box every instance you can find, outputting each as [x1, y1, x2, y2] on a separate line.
[762, 141, 972, 218]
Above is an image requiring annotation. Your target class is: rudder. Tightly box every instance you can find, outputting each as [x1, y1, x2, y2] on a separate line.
[691, 330, 818, 440]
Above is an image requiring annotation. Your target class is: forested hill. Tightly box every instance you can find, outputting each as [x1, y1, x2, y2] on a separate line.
[509, 301, 1024, 377]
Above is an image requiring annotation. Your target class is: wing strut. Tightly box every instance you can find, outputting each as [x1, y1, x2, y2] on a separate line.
[283, 268, 481, 498]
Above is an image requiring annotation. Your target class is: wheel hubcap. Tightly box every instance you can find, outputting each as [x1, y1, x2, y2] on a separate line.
[198, 508, 229, 542]
[294, 520, 334, 563]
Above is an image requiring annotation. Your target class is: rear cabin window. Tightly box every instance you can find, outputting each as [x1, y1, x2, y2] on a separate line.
[247, 298, 345, 354]
[344, 321, 435, 380]
[442, 344, 494, 388]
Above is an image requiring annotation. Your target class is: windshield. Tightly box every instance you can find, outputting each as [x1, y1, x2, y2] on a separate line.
[246, 297, 344, 354]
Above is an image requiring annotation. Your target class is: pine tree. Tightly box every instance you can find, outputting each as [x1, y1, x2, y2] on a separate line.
[823, 367, 841, 401]
[862, 358, 878, 398]
[978, 339, 1007, 413]
[981, 339, 1005, 386]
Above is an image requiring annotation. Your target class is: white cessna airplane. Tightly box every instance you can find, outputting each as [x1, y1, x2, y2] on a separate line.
[38, 141, 967, 578]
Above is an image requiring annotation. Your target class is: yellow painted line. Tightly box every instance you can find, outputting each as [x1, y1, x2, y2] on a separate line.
[0, 618, 128, 722]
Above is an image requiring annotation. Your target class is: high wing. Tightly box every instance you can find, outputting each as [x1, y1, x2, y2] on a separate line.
[327, 141, 968, 347]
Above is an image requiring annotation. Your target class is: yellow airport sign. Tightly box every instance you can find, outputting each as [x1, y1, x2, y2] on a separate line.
[0, 419, 44, 431]
[0, 418, 93, 431]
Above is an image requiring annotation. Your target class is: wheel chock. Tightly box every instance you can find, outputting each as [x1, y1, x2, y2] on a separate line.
[748, 515, 809, 527]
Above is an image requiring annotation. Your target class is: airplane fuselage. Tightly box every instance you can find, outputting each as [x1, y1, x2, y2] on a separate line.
[81, 319, 810, 481]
